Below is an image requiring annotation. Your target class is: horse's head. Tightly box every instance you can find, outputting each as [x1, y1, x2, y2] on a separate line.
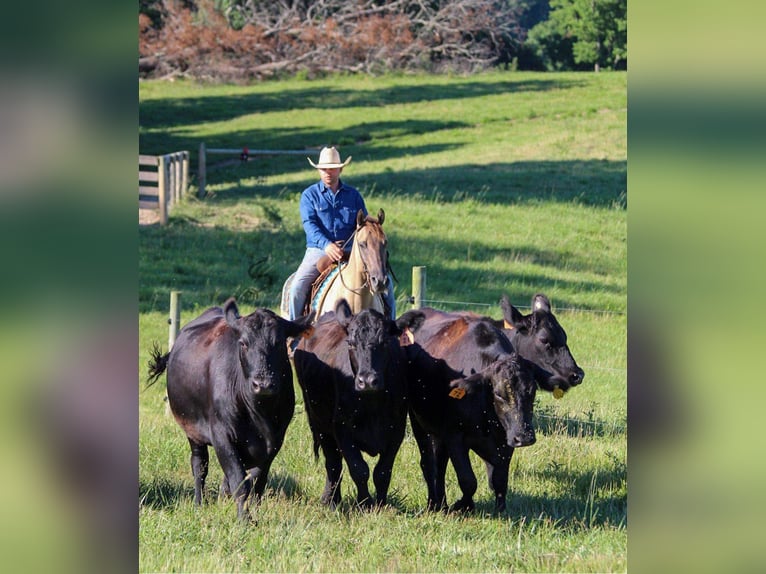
[354, 209, 388, 295]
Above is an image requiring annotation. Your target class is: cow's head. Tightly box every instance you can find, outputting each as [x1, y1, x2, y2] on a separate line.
[450, 354, 537, 447]
[500, 293, 584, 395]
[334, 299, 420, 392]
[224, 298, 314, 395]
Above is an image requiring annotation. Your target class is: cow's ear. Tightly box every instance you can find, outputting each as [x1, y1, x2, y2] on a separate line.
[286, 311, 315, 339]
[449, 374, 482, 397]
[335, 299, 353, 329]
[532, 293, 551, 313]
[223, 298, 241, 330]
[356, 209, 366, 228]
[500, 294, 526, 332]
[396, 310, 425, 334]
[377, 208, 385, 225]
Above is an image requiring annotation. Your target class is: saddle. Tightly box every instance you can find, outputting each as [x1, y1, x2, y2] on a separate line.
[296, 252, 350, 318]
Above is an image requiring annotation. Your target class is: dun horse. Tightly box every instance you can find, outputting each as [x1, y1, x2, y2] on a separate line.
[281, 209, 390, 320]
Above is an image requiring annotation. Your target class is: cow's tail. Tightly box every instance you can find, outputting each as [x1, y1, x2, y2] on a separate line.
[146, 341, 169, 387]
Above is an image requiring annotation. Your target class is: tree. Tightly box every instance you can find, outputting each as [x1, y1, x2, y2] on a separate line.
[139, 0, 530, 80]
[525, 0, 626, 71]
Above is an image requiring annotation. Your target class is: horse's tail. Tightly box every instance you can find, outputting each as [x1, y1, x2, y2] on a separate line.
[146, 341, 169, 387]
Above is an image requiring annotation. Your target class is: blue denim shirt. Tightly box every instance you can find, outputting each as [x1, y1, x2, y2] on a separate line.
[299, 180, 367, 250]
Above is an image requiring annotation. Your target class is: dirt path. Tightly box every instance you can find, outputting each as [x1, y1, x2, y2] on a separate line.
[139, 208, 161, 226]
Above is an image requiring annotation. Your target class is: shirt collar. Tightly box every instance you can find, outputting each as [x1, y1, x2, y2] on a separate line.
[322, 180, 344, 195]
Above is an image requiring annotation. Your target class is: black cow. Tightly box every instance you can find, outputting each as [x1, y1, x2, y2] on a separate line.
[496, 293, 584, 395]
[399, 293, 584, 513]
[293, 299, 424, 508]
[147, 298, 314, 520]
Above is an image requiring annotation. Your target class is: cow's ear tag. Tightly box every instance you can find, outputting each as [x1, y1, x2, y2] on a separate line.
[301, 326, 315, 339]
[553, 386, 564, 399]
[401, 327, 415, 346]
[449, 387, 466, 399]
[503, 320, 514, 330]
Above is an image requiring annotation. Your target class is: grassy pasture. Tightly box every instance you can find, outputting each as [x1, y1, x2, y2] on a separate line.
[139, 71, 626, 572]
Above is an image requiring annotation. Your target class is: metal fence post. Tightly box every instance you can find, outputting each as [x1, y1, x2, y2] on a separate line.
[198, 142, 206, 198]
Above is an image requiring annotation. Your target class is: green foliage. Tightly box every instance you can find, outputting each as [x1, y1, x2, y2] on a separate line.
[139, 71, 626, 572]
[526, 0, 627, 71]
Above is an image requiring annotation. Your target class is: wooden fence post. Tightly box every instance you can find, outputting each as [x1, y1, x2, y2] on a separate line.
[168, 291, 181, 350]
[412, 266, 426, 309]
[167, 154, 176, 206]
[158, 155, 168, 225]
[198, 142, 206, 198]
[181, 151, 189, 199]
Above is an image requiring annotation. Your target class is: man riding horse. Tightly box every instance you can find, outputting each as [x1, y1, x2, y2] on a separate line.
[286, 146, 396, 321]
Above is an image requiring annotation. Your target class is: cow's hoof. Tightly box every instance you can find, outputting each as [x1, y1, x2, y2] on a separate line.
[449, 498, 475, 513]
[356, 497, 375, 510]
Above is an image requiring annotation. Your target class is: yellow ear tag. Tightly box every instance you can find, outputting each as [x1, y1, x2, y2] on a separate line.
[449, 388, 466, 399]
[553, 387, 564, 399]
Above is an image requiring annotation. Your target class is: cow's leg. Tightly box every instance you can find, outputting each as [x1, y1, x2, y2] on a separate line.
[433, 442, 450, 512]
[447, 440, 477, 513]
[188, 439, 209, 506]
[372, 444, 400, 506]
[337, 436, 372, 508]
[410, 417, 446, 511]
[248, 461, 273, 502]
[487, 456, 510, 513]
[318, 433, 343, 508]
[213, 441, 251, 521]
[485, 460, 495, 492]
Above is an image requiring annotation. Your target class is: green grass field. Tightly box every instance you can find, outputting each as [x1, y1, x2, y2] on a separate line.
[139, 71, 626, 572]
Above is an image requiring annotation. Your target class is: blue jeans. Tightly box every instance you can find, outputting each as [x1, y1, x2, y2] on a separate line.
[288, 247, 397, 320]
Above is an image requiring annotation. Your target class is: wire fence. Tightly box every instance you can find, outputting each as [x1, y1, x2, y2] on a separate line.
[416, 297, 626, 316]
[410, 295, 627, 375]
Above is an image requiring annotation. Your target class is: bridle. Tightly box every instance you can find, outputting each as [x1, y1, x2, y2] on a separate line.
[337, 224, 380, 296]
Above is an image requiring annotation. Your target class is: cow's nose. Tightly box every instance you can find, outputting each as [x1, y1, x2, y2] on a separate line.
[356, 372, 381, 391]
[252, 378, 275, 395]
[512, 433, 536, 448]
[569, 369, 584, 386]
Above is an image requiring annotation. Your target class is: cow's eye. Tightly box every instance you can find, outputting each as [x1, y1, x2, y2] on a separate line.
[240, 341, 248, 350]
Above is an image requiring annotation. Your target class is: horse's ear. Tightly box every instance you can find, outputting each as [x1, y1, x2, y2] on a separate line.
[377, 209, 385, 225]
[356, 209, 366, 228]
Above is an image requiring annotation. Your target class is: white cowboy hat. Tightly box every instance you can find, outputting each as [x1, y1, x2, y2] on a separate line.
[308, 146, 352, 169]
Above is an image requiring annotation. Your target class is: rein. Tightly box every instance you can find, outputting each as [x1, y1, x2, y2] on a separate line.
[337, 226, 371, 296]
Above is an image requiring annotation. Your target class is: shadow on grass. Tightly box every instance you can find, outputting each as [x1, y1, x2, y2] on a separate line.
[140, 478, 191, 510]
[140, 77, 586, 131]
[501, 490, 627, 530]
[534, 408, 627, 438]
[139, 471, 304, 511]
[465, 464, 627, 530]
[197, 158, 626, 209]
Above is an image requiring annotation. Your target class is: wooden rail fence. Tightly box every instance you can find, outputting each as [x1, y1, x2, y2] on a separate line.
[139, 151, 189, 225]
[197, 142, 312, 198]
